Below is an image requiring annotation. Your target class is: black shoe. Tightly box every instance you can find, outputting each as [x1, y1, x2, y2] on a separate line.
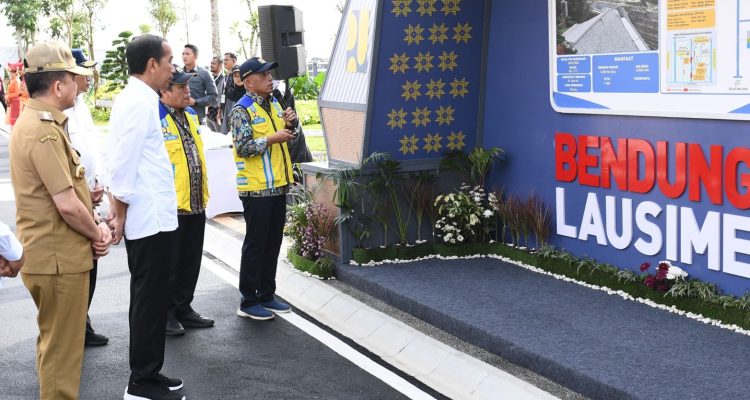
[85, 331, 109, 347]
[155, 374, 184, 391]
[124, 382, 185, 400]
[177, 310, 215, 329]
[165, 317, 185, 337]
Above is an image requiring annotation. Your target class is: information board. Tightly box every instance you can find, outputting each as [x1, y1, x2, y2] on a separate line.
[549, 0, 750, 120]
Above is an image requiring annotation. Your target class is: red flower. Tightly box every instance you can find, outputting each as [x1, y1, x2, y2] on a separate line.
[656, 269, 667, 281]
[658, 262, 669, 272]
[657, 284, 669, 292]
[640, 262, 651, 272]
[644, 275, 656, 288]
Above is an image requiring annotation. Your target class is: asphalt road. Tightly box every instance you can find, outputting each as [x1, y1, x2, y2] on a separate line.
[0, 129, 419, 400]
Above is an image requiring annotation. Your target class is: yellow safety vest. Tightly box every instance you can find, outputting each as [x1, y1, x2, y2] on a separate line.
[159, 104, 209, 212]
[233, 95, 293, 192]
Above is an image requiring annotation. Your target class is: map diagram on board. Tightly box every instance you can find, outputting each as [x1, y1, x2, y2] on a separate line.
[668, 32, 715, 86]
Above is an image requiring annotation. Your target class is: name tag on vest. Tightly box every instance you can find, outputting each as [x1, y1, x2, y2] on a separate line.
[251, 116, 266, 125]
[236, 161, 246, 171]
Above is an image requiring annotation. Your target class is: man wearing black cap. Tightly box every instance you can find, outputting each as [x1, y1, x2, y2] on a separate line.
[63, 48, 110, 347]
[158, 67, 214, 336]
[229, 57, 297, 320]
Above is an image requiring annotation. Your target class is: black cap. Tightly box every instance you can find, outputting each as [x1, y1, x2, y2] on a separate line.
[239, 57, 278, 79]
[171, 65, 196, 84]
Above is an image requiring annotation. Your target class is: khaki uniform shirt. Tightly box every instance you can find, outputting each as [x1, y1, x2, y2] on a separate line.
[9, 98, 94, 275]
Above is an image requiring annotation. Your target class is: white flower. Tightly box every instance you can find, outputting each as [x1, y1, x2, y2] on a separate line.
[469, 214, 479, 226]
[449, 239, 456, 244]
[457, 235, 464, 242]
[449, 213, 455, 218]
[667, 265, 688, 280]
[483, 210, 493, 217]
[444, 233, 453, 240]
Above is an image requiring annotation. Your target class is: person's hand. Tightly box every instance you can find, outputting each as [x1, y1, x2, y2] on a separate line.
[0, 254, 24, 278]
[268, 129, 296, 145]
[90, 182, 104, 206]
[109, 216, 125, 245]
[0, 256, 10, 277]
[283, 107, 298, 127]
[92, 222, 112, 259]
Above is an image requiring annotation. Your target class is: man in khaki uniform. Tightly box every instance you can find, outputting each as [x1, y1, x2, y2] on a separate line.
[9, 42, 112, 400]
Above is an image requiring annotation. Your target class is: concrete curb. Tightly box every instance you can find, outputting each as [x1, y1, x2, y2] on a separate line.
[203, 223, 558, 400]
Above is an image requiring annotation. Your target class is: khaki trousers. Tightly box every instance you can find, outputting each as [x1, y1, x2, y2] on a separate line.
[22, 271, 89, 400]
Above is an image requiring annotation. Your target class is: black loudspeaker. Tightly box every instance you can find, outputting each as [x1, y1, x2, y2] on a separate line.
[258, 5, 306, 80]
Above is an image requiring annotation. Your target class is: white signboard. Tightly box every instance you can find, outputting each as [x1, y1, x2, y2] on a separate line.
[549, 0, 750, 120]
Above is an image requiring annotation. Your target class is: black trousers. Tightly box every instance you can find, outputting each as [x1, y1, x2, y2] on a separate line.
[239, 195, 286, 309]
[85, 260, 98, 334]
[168, 212, 206, 317]
[125, 230, 177, 385]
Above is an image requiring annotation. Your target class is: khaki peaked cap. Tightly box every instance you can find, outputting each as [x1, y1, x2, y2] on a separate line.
[24, 42, 93, 76]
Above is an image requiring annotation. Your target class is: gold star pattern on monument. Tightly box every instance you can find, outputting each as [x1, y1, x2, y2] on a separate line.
[426, 79, 446, 99]
[435, 105, 455, 126]
[449, 77, 469, 98]
[401, 80, 422, 101]
[414, 52, 434, 73]
[441, 0, 461, 15]
[416, 0, 437, 16]
[453, 22, 472, 44]
[404, 24, 424, 46]
[428, 23, 448, 45]
[389, 53, 410, 74]
[423, 133, 443, 153]
[392, 0, 412, 17]
[438, 51, 458, 71]
[387, 108, 408, 129]
[447, 131, 466, 151]
[400, 134, 420, 155]
[411, 107, 432, 127]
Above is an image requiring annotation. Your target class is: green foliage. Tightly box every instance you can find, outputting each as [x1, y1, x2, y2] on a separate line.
[666, 279, 720, 301]
[149, 0, 177, 37]
[100, 31, 133, 92]
[287, 249, 335, 279]
[0, 0, 45, 53]
[289, 72, 326, 100]
[295, 100, 321, 126]
[329, 152, 388, 248]
[403, 171, 437, 242]
[439, 147, 504, 187]
[91, 107, 110, 124]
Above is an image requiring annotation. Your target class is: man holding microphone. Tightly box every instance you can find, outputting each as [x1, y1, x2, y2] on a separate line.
[228, 57, 298, 321]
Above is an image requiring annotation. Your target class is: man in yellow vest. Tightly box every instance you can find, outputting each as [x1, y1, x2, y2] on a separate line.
[158, 67, 215, 335]
[228, 57, 297, 320]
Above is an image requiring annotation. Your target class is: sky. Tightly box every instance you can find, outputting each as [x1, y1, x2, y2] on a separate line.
[0, 0, 343, 65]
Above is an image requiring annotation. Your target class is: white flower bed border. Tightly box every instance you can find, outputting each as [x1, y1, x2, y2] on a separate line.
[350, 252, 750, 337]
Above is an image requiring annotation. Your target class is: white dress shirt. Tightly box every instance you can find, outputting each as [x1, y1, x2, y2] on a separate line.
[0, 220, 23, 262]
[64, 93, 100, 189]
[108, 77, 177, 240]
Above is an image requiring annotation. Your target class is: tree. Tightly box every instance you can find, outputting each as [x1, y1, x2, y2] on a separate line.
[0, 0, 45, 58]
[210, 0, 220, 56]
[100, 31, 133, 91]
[80, 0, 107, 61]
[139, 23, 152, 34]
[229, 21, 249, 58]
[44, 0, 87, 49]
[177, 0, 198, 43]
[243, 0, 260, 56]
[149, 0, 177, 38]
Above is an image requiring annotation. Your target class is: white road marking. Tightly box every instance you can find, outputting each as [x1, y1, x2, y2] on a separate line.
[201, 256, 436, 400]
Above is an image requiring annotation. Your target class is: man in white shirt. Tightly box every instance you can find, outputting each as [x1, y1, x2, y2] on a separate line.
[107, 34, 186, 400]
[0, 219, 24, 279]
[64, 48, 109, 347]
